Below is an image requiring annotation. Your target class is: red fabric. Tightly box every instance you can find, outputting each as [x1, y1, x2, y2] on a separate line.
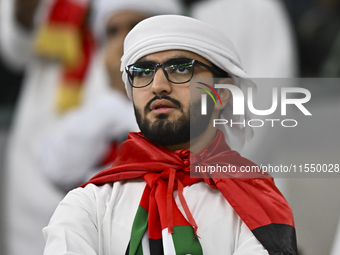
[143, 170, 196, 239]
[81, 131, 294, 235]
[99, 141, 121, 167]
[48, 0, 87, 26]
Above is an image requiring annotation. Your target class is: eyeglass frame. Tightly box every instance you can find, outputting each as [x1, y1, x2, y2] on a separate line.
[125, 58, 230, 88]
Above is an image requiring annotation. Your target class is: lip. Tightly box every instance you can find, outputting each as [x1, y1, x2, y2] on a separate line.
[150, 99, 177, 114]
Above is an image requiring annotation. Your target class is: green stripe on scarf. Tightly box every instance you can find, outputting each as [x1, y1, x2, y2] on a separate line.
[129, 206, 148, 255]
[172, 226, 203, 255]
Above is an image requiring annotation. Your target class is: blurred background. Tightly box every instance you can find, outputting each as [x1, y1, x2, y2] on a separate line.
[0, 0, 339, 255]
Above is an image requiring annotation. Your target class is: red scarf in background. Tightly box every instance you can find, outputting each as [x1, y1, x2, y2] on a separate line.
[34, 0, 95, 113]
[81, 131, 297, 255]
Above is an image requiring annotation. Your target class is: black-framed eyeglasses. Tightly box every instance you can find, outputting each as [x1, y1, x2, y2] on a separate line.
[125, 57, 230, 88]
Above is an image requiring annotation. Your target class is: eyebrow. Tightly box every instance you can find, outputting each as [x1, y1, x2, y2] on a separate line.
[137, 54, 192, 62]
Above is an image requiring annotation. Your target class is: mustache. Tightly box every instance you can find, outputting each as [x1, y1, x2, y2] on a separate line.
[144, 95, 182, 113]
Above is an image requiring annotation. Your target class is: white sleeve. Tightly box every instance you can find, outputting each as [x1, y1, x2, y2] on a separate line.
[0, 0, 34, 70]
[43, 186, 100, 255]
[233, 223, 269, 255]
[36, 91, 139, 191]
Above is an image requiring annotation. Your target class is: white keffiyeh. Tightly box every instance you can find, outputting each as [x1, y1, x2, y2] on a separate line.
[121, 15, 255, 150]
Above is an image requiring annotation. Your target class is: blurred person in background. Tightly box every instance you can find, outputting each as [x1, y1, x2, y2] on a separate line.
[0, 0, 107, 254]
[35, 0, 183, 192]
[0, 0, 182, 255]
[0, 1, 25, 251]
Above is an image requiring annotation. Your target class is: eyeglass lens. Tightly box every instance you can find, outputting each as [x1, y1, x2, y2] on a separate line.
[128, 58, 194, 87]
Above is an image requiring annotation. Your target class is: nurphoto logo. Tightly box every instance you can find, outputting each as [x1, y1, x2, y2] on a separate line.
[197, 81, 312, 128]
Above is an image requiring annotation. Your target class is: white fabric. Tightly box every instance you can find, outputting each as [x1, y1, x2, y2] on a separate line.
[43, 181, 269, 255]
[161, 228, 176, 255]
[4, 51, 111, 255]
[121, 14, 255, 150]
[36, 89, 139, 191]
[92, 0, 183, 41]
[4, 57, 63, 255]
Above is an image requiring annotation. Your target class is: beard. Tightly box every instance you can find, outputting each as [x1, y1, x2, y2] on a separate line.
[134, 95, 214, 146]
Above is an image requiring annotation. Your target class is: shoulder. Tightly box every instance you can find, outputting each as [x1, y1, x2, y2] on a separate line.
[65, 180, 146, 209]
[47, 180, 146, 227]
[71, 179, 146, 198]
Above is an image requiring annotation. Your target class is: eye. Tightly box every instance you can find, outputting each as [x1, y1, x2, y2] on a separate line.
[177, 64, 190, 73]
[168, 62, 193, 74]
[139, 68, 153, 77]
[131, 63, 155, 78]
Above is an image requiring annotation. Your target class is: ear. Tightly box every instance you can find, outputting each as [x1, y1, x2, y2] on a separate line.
[214, 77, 233, 110]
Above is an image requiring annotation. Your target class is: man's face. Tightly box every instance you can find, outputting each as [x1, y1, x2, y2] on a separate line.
[104, 11, 148, 94]
[132, 50, 216, 147]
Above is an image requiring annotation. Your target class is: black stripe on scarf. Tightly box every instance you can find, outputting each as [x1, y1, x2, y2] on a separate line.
[149, 238, 163, 255]
[252, 223, 298, 255]
[125, 238, 164, 255]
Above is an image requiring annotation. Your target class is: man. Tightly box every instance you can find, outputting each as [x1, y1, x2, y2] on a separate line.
[43, 15, 297, 255]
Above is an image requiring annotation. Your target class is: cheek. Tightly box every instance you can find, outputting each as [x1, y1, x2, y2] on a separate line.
[190, 87, 204, 101]
[177, 86, 191, 111]
[132, 88, 149, 111]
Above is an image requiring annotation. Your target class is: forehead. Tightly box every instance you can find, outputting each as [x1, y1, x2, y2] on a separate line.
[137, 50, 212, 65]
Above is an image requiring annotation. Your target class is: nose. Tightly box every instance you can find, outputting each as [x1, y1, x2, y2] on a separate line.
[150, 66, 172, 95]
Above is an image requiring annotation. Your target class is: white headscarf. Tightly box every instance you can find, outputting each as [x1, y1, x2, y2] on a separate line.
[120, 15, 255, 150]
[92, 0, 183, 41]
